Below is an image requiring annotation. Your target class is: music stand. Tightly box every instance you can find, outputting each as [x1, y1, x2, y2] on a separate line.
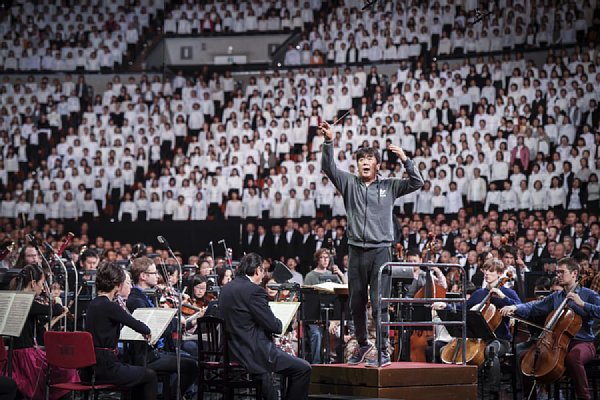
[437, 309, 496, 341]
[318, 274, 341, 283]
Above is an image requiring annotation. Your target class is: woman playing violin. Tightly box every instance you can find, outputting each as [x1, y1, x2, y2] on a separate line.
[1, 264, 77, 400]
[501, 257, 600, 400]
[435, 259, 521, 399]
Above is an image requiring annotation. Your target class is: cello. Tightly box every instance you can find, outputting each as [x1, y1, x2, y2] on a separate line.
[520, 279, 583, 384]
[441, 272, 514, 366]
[409, 233, 446, 362]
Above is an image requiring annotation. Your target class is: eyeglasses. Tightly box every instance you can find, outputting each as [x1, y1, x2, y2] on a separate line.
[555, 270, 569, 275]
[144, 270, 158, 275]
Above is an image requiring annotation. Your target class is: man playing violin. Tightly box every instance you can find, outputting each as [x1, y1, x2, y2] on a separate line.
[501, 257, 600, 400]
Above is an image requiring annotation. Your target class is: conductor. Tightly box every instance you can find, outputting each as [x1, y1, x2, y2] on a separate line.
[320, 120, 424, 367]
[219, 253, 312, 399]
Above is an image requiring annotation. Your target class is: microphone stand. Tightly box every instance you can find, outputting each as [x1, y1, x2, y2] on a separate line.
[218, 239, 232, 268]
[158, 236, 182, 400]
[45, 243, 69, 332]
[209, 241, 215, 261]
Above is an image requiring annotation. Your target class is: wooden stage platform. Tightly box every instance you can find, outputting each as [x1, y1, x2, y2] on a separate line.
[310, 362, 478, 400]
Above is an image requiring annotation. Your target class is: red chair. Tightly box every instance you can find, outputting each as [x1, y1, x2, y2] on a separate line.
[0, 336, 7, 363]
[43, 331, 127, 400]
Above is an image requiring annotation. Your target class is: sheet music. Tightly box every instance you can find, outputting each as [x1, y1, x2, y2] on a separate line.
[0, 292, 35, 337]
[310, 282, 348, 294]
[269, 302, 300, 335]
[120, 307, 176, 346]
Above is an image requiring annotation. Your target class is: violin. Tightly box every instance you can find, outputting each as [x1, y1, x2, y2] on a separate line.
[395, 243, 404, 261]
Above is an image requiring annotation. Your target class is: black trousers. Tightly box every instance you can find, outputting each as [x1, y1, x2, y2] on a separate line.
[348, 245, 392, 351]
[147, 352, 198, 397]
[256, 348, 311, 400]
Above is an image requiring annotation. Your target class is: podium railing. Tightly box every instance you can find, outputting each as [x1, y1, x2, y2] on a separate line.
[375, 262, 468, 367]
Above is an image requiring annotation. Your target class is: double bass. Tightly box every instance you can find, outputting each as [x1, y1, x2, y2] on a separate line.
[409, 233, 446, 362]
[520, 279, 583, 384]
[441, 272, 513, 366]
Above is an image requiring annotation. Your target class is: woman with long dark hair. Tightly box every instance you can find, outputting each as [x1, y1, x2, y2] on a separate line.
[84, 262, 157, 399]
[2, 264, 77, 399]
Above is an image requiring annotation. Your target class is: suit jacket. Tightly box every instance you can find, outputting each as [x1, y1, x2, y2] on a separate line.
[281, 229, 301, 260]
[126, 287, 175, 365]
[218, 275, 282, 375]
[255, 234, 271, 258]
[436, 108, 455, 127]
[242, 232, 259, 255]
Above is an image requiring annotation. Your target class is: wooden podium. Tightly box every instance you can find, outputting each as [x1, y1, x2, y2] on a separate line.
[310, 361, 478, 400]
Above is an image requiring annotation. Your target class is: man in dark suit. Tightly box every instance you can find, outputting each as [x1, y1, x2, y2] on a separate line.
[281, 219, 301, 261]
[242, 222, 259, 255]
[219, 253, 311, 400]
[255, 224, 271, 259]
[522, 240, 540, 271]
[127, 257, 198, 397]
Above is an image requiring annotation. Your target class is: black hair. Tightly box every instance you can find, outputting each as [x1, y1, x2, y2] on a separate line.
[80, 248, 98, 263]
[10, 264, 45, 290]
[189, 274, 209, 297]
[236, 253, 263, 277]
[355, 147, 381, 164]
[216, 266, 233, 286]
[96, 262, 125, 293]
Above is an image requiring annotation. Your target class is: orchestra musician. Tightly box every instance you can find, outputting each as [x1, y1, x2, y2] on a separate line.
[320, 120, 424, 367]
[83, 262, 157, 400]
[180, 275, 212, 357]
[501, 257, 600, 400]
[218, 253, 311, 400]
[2, 264, 77, 399]
[126, 257, 199, 398]
[435, 259, 521, 399]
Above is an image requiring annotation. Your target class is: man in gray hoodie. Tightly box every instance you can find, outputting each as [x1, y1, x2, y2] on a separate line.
[320, 120, 424, 367]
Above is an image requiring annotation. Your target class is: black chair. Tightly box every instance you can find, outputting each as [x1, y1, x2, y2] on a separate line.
[197, 316, 261, 399]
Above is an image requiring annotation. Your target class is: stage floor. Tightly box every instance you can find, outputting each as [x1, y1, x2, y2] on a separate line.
[310, 361, 478, 400]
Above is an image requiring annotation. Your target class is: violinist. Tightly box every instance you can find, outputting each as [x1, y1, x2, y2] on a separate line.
[435, 259, 521, 399]
[2, 264, 77, 400]
[84, 262, 157, 400]
[188, 274, 216, 309]
[127, 257, 199, 398]
[216, 266, 233, 287]
[501, 257, 600, 400]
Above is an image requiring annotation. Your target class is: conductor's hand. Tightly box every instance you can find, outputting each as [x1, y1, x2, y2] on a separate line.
[320, 121, 333, 141]
[500, 305, 517, 317]
[388, 144, 407, 162]
[144, 334, 152, 343]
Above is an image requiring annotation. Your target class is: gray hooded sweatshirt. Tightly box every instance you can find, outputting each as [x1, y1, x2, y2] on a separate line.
[321, 141, 424, 248]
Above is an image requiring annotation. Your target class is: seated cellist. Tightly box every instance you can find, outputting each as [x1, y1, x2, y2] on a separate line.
[501, 257, 600, 400]
[434, 258, 521, 400]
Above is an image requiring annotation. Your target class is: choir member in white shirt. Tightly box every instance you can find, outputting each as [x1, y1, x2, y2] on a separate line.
[61, 192, 79, 220]
[30, 195, 47, 223]
[191, 192, 208, 221]
[531, 180, 549, 211]
[516, 180, 532, 211]
[163, 191, 178, 221]
[445, 182, 463, 215]
[46, 192, 62, 220]
[415, 181, 433, 214]
[499, 181, 519, 212]
[148, 193, 164, 221]
[243, 188, 261, 219]
[269, 192, 285, 219]
[224, 191, 243, 220]
[135, 190, 149, 222]
[467, 167, 487, 215]
[173, 195, 190, 221]
[283, 189, 301, 218]
[431, 185, 446, 215]
[484, 182, 502, 212]
[80, 192, 99, 221]
[118, 192, 137, 222]
[299, 188, 316, 218]
[547, 177, 566, 212]
[14, 194, 31, 222]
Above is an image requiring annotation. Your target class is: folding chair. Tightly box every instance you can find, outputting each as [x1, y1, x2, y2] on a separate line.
[44, 331, 128, 400]
[197, 316, 261, 399]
